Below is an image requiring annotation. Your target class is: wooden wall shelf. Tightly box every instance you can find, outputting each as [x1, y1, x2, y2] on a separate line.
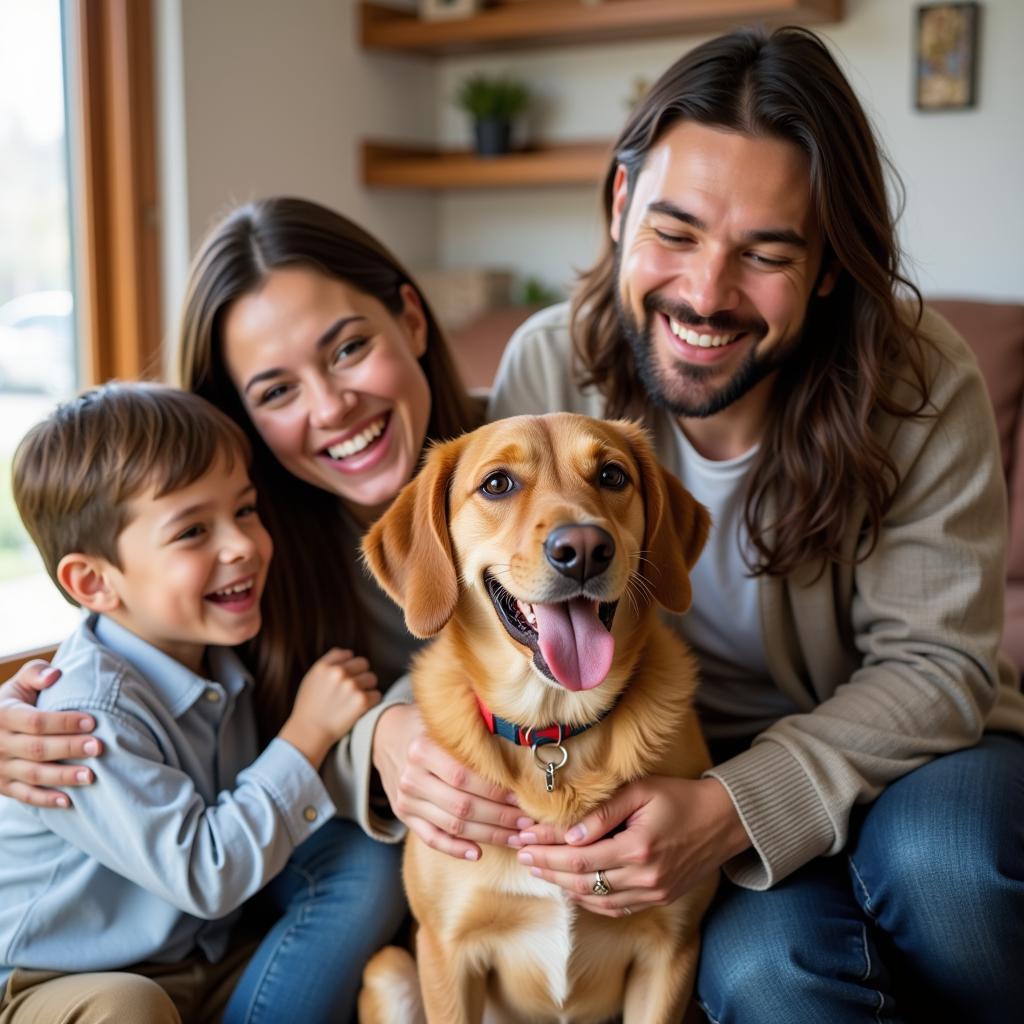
[360, 0, 844, 56]
[362, 140, 612, 190]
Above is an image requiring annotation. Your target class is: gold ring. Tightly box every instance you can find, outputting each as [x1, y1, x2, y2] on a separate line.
[592, 869, 612, 896]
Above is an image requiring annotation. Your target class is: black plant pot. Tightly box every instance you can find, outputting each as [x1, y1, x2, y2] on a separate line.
[473, 117, 512, 157]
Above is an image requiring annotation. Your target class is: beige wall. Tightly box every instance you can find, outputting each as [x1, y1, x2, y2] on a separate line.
[157, 0, 437, 338]
[157, 0, 1024, 341]
[435, 0, 1024, 301]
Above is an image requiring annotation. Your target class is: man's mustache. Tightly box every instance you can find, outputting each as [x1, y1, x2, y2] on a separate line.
[644, 295, 768, 339]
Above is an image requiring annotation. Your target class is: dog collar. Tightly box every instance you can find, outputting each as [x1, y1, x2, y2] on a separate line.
[474, 693, 613, 748]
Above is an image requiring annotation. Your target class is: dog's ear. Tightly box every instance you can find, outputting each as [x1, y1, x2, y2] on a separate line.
[617, 421, 710, 615]
[361, 434, 466, 638]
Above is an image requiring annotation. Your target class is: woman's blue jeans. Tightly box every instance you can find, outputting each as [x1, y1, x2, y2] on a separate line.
[222, 817, 405, 1024]
[697, 732, 1024, 1024]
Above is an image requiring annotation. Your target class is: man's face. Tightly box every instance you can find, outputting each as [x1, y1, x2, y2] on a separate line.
[611, 121, 836, 419]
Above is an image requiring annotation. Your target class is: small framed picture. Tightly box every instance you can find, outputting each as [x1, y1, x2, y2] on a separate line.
[419, 0, 482, 22]
[915, 2, 980, 111]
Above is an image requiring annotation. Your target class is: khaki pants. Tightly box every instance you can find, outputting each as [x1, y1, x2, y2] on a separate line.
[0, 938, 259, 1024]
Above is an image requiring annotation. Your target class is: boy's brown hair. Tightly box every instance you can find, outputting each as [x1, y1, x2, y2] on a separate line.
[13, 381, 251, 603]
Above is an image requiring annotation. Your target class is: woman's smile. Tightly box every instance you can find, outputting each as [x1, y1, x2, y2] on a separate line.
[222, 266, 431, 514]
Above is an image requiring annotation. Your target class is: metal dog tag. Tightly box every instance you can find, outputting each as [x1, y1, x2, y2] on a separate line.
[532, 742, 569, 792]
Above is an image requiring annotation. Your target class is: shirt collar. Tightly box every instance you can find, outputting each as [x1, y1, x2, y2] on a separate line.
[90, 614, 250, 719]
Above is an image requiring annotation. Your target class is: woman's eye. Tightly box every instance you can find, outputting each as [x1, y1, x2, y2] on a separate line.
[258, 383, 289, 405]
[333, 337, 368, 364]
[599, 463, 629, 490]
[481, 472, 515, 497]
[236, 504, 258, 519]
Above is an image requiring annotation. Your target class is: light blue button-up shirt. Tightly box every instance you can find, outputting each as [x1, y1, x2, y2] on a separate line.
[0, 615, 336, 985]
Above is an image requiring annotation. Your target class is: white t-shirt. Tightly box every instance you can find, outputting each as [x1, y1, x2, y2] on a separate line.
[665, 423, 799, 737]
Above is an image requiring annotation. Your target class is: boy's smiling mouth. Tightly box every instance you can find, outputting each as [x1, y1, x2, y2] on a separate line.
[204, 575, 259, 608]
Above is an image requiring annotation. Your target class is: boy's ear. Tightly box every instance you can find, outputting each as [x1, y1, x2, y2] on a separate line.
[57, 554, 122, 613]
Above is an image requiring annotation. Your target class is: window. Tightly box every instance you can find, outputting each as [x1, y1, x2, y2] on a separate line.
[0, 0, 160, 673]
[0, 0, 80, 658]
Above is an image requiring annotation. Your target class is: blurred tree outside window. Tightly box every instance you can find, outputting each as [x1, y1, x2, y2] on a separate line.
[0, 0, 81, 657]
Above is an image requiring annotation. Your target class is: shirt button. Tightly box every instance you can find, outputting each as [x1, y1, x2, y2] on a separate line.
[205, 689, 221, 703]
[303, 806, 317, 822]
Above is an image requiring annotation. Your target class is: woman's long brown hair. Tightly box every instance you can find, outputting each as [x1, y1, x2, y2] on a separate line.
[572, 26, 933, 578]
[175, 197, 481, 736]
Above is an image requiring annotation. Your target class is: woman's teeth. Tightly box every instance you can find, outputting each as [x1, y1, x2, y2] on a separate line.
[209, 581, 253, 599]
[326, 417, 386, 460]
[668, 317, 737, 349]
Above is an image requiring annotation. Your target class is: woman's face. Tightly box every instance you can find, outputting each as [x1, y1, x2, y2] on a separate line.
[222, 266, 432, 523]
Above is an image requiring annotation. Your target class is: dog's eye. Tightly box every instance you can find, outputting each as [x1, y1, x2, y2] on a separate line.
[481, 471, 516, 497]
[599, 463, 629, 490]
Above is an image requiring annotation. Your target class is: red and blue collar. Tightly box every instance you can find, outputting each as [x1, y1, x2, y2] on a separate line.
[475, 693, 614, 748]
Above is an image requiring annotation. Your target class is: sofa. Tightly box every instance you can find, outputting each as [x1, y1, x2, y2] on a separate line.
[449, 297, 1024, 678]
[929, 299, 1024, 678]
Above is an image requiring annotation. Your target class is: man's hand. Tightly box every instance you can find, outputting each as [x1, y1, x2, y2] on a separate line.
[513, 776, 750, 917]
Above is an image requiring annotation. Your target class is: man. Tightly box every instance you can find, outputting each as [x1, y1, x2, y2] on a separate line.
[489, 25, 1023, 1024]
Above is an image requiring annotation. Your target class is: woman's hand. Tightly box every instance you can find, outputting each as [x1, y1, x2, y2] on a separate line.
[513, 776, 750, 917]
[0, 660, 103, 808]
[372, 703, 535, 861]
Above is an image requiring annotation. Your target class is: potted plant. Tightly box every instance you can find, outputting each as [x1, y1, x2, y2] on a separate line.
[455, 73, 530, 157]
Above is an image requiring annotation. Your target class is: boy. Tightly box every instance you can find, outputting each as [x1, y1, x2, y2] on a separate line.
[0, 382, 379, 1021]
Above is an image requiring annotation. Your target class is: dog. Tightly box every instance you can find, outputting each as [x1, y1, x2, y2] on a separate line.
[358, 413, 716, 1024]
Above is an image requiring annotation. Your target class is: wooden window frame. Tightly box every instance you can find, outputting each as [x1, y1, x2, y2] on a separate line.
[1, 0, 160, 679]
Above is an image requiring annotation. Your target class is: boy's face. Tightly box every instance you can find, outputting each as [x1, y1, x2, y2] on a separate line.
[103, 453, 272, 673]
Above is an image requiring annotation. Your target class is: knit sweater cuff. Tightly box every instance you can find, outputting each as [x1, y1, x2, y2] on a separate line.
[704, 739, 834, 890]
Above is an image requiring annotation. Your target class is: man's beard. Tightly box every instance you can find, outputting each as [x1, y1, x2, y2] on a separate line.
[616, 288, 800, 420]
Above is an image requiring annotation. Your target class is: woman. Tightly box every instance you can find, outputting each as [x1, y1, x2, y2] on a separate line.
[0, 197, 529, 1020]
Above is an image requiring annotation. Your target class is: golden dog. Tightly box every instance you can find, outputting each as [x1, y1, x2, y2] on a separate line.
[359, 413, 715, 1024]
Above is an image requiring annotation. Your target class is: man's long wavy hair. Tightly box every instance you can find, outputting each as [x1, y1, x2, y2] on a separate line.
[572, 26, 933, 578]
[175, 197, 481, 737]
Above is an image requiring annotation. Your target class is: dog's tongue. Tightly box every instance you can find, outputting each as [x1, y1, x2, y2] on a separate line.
[533, 598, 615, 691]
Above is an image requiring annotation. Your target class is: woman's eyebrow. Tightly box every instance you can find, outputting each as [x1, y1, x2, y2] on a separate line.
[243, 316, 367, 394]
[314, 315, 366, 351]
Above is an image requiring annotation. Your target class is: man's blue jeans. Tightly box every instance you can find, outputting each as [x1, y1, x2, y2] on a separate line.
[697, 733, 1024, 1024]
[222, 817, 405, 1024]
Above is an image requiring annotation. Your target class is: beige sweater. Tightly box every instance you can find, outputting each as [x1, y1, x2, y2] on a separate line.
[488, 302, 1024, 890]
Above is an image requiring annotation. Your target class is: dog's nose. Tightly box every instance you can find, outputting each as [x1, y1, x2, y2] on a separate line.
[544, 524, 615, 584]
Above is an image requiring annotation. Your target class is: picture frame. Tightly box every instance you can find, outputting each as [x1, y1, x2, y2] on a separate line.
[914, 2, 980, 111]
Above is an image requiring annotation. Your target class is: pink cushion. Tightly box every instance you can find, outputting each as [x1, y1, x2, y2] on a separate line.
[1004, 584, 1024, 677]
[447, 306, 537, 391]
[928, 300, 1024, 479]
[928, 299, 1024, 585]
[1011, 399, 1024, 586]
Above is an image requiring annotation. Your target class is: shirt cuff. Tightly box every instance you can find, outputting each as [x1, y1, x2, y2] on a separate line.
[704, 738, 835, 890]
[244, 737, 337, 846]
[323, 678, 413, 844]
